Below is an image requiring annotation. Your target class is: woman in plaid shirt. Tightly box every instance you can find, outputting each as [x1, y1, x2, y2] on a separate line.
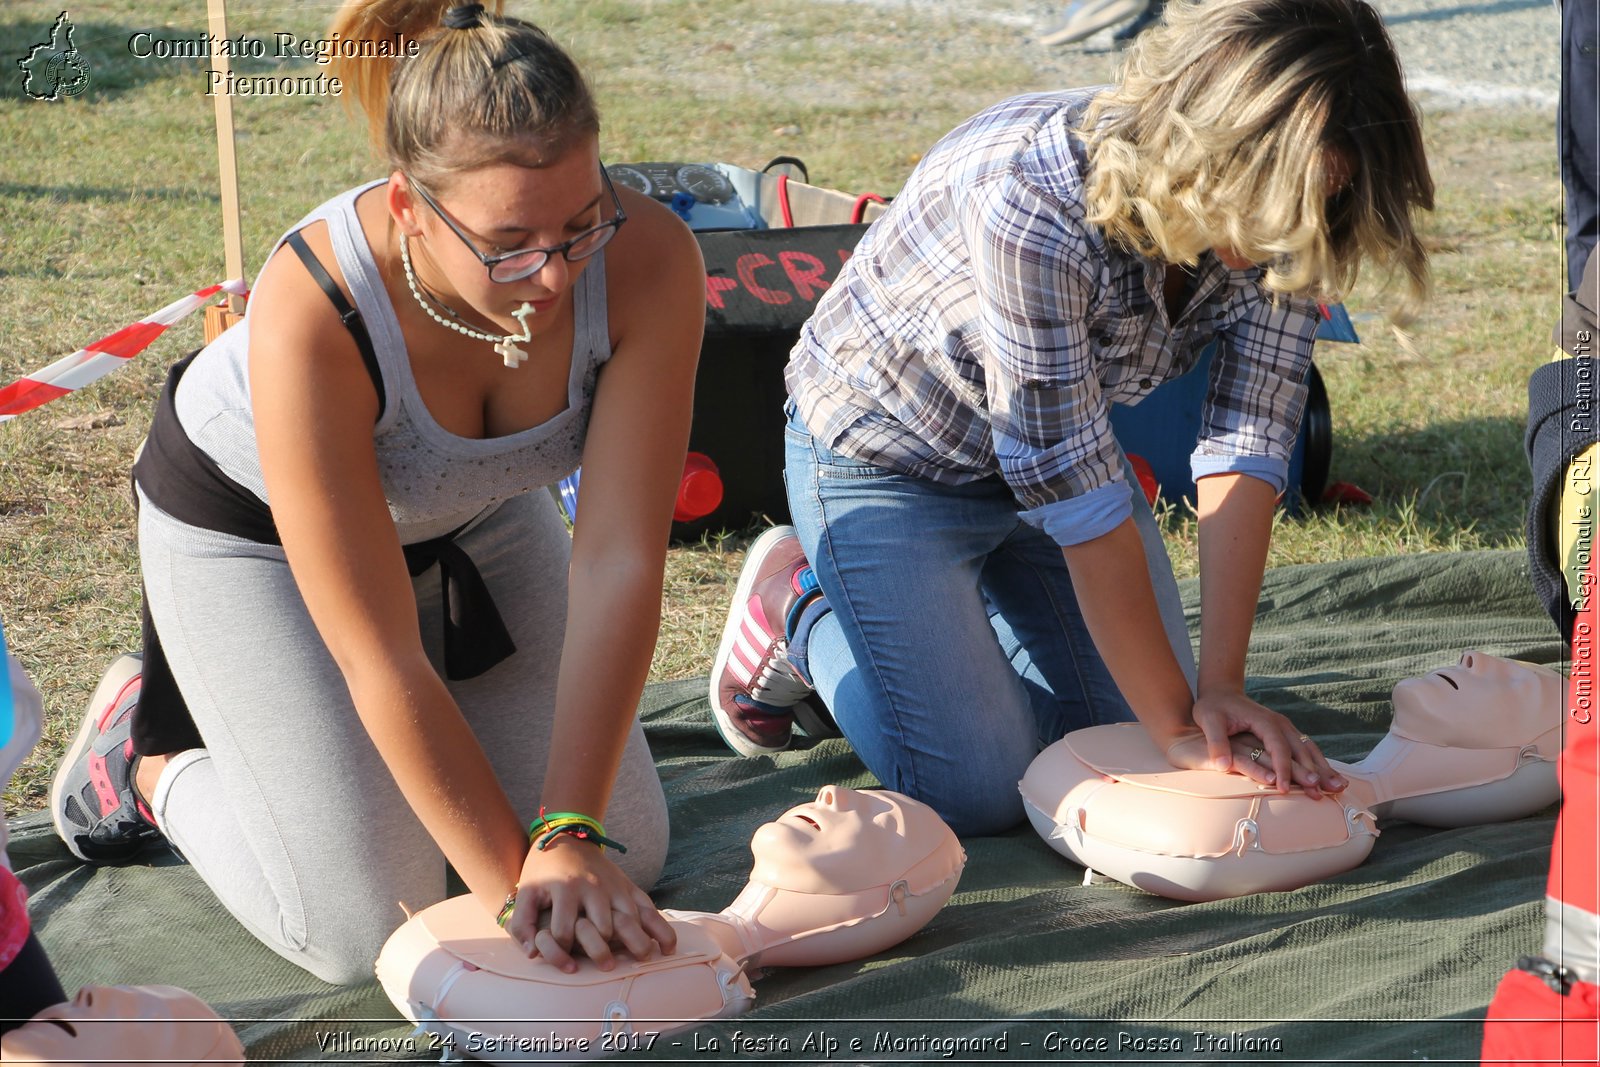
[712, 0, 1433, 835]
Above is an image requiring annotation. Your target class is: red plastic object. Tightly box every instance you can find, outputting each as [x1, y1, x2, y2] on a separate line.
[674, 452, 724, 523]
[1320, 481, 1374, 506]
[1127, 453, 1159, 506]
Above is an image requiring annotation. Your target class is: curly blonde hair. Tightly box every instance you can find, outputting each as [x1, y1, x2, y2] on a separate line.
[327, 1, 598, 190]
[1081, 0, 1433, 319]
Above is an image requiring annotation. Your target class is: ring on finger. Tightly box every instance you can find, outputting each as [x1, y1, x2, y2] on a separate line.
[1248, 746, 1265, 763]
[1297, 734, 1312, 743]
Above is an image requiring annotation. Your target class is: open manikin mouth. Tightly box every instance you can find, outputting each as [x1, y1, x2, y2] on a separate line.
[791, 814, 822, 831]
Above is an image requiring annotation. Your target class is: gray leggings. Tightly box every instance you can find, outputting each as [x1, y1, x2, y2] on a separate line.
[137, 490, 668, 986]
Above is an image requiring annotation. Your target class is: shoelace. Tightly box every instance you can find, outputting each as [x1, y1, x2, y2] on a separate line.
[748, 642, 813, 707]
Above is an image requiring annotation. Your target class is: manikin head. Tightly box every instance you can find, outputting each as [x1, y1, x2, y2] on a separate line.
[748, 786, 962, 897]
[726, 787, 965, 969]
[1389, 651, 1565, 753]
[0, 986, 244, 1065]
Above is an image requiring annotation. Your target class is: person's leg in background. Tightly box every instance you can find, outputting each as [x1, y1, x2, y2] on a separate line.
[1039, 0, 1152, 47]
[1562, 0, 1598, 291]
[1112, 0, 1167, 46]
[0, 936, 67, 1032]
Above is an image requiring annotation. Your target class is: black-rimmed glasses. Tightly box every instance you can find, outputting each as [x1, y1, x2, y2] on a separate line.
[408, 165, 627, 284]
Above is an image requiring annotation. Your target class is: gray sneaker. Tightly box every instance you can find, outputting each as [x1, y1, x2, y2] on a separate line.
[50, 654, 161, 863]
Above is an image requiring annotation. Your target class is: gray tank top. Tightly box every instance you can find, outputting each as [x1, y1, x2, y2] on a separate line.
[174, 180, 612, 544]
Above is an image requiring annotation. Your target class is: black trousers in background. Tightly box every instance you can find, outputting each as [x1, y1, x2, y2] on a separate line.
[1563, 0, 1599, 291]
[0, 932, 68, 1033]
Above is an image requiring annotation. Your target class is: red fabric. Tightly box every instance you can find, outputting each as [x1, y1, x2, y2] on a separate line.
[1552, 710, 1599, 919]
[1127, 453, 1159, 506]
[1482, 968, 1599, 1065]
[1552, 551, 1599, 915]
[1483, 553, 1600, 1065]
[0, 867, 29, 972]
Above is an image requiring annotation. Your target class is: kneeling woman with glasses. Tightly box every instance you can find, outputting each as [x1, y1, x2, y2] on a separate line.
[49, 0, 702, 984]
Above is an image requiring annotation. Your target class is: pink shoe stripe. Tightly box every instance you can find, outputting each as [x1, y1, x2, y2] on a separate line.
[85, 674, 143, 817]
[88, 754, 118, 816]
[95, 675, 141, 731]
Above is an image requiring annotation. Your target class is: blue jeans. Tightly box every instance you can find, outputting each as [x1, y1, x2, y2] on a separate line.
[785, 406, 1195, 835]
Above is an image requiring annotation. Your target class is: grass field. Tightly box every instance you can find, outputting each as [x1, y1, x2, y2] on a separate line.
[0, 1, 1567, 812]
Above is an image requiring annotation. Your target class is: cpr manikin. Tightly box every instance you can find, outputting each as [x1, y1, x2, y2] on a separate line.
[1, 985, 245, 1065]
[1020, 651, 1565, 902]
[376, 787, 964, 1062]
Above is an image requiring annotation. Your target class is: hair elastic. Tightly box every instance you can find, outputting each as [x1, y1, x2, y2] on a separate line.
[441, 3, 486, 30]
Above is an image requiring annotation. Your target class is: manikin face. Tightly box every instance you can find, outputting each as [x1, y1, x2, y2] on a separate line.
[1391, 650, 1564, 746]
[0, 986, 244, 1063]
[748, 787, 941, 895]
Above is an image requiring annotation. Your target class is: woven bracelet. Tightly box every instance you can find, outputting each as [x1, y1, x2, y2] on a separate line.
[535, 823, 628, 854]
[528, 809, 606, 840]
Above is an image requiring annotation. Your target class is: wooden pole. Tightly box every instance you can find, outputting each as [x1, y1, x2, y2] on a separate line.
[205, 0, 247, 339]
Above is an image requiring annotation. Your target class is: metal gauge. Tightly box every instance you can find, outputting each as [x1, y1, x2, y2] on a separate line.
[606, 165, 653, 196]
[674, 164, 734, 204]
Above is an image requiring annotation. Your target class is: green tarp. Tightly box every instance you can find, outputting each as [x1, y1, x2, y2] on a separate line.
[11, 549, 1567, 1064]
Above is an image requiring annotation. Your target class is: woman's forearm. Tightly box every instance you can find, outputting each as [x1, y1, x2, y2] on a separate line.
[1194, 472, 1276, 695]
[343, 661, 527, 910]
[539, 552, 666, 821]
[1060, 518, 1196, 746]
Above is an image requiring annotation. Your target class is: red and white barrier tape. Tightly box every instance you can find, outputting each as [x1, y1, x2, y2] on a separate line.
[0, 279, 248, 422]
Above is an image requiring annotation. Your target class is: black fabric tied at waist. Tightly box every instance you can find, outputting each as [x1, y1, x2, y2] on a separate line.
[130, 349, 517, 755]
[400, 536, 516, 681]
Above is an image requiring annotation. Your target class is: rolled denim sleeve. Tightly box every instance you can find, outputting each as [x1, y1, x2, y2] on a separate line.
[1191, 284, 1320, 494]
[963, 168, 1131, 545]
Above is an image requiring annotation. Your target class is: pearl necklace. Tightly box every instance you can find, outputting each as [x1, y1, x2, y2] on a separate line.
[399, 232, 536, 368]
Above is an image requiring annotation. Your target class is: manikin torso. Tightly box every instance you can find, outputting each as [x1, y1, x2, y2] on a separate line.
[376, 787, 966, 1061]
[1020, 651, 1565, 901]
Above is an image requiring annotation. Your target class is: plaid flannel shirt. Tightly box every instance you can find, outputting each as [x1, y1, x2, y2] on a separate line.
[786, 90, 1321, 546]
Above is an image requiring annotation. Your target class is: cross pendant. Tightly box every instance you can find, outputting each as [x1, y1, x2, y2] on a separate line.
[496, 339, 528, 369]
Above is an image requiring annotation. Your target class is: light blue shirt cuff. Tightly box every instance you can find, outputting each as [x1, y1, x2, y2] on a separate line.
[1190, 454, 1288, 496]
[1019, 480, 1134, 547]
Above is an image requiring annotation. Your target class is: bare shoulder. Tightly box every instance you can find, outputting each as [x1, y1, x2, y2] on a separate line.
[603, 190, 706, 336]
[247, 218, 379, 419]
